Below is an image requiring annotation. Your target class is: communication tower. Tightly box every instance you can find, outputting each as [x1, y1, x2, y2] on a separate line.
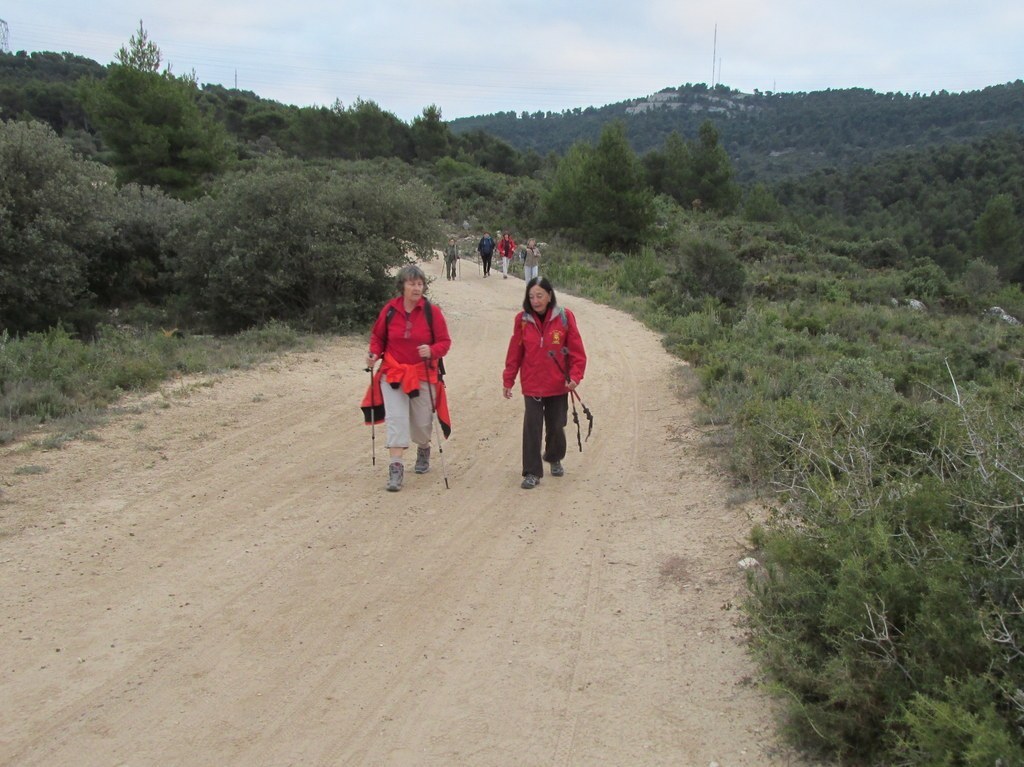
[0, 19, 9, 54]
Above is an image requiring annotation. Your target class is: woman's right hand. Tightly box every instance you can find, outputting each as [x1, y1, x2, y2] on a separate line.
[503, 387, 513, 399]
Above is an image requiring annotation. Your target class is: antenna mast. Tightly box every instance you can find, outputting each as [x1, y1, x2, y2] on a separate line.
[711, 24, 717, 87]
[0, 19, 10, 54]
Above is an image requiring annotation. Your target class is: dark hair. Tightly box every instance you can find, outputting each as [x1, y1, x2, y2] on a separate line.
[395, 264, 428, 294]
[522, 276, 557, 313]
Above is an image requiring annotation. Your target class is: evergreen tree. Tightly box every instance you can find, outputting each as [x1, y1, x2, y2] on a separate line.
[688, 121, 740, 213]
[973, 193, 1024, 280]
[659, 131, 692, 206]
[116, 20, 161, 72]
[411, 104, 450, 162]
[542, 121, 654, 250]
[78, 23, 233, 199]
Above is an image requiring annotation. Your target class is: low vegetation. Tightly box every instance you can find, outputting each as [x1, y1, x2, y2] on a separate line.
[542, 217, 1024, 765]
[0, 322, 309, 446]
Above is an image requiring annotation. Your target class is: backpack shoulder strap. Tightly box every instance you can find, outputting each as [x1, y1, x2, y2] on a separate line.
[384, 301, 435, 343]
[383, 299, 445, 378]
[382, 305, 396, 347]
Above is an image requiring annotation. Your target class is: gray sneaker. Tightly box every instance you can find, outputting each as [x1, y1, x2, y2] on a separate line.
[521, 474, 539, 489]
[414, 446, 430, 474]
[386, 461, 404, 492]
[550, 461, 564, 477]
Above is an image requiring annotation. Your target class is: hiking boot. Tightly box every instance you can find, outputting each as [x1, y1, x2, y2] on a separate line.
[521, 474, 539, 490]
[414, 446, 430, 474]
[386, 461, 404, 492]
[550, 461, 564, 477]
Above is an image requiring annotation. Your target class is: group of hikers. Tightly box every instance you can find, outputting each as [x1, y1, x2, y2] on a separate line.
[362, 242, 587, 493]
[444, 231, 541, 282]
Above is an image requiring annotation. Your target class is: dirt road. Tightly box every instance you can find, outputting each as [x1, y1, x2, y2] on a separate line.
[0, 256, 807, 766]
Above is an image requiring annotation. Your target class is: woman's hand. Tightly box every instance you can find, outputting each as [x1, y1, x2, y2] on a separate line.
[503, 387, 513, 399]
[567, 380, 578, 391]
[417, 344, 431, 359]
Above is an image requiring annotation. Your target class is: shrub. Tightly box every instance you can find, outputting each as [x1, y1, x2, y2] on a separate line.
[0, 120, 118, 334]
[173, 158, 441, 332]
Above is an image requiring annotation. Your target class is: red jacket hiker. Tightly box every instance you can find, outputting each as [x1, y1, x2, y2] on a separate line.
[368, 295, 451, 365]
[498, 234, 517, 259]
[503, 306, 586, 398]
[362, 294, 452, 438]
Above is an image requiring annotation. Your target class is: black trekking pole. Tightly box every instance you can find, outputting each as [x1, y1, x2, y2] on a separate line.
[561, 347, 594, 442]
[364, 360, 379, 465]
[548, 350, 583, 452]
[422, 358, 450, 489]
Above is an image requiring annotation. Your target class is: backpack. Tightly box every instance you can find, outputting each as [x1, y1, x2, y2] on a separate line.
[520, 305, 567, 330]
[383, 299, 446, 380]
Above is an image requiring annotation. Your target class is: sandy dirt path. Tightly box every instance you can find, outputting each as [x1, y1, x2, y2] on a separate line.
[0, 255, 810, 766]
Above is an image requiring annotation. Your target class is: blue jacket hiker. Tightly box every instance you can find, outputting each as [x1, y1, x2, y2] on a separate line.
[477, 232, 496, 277]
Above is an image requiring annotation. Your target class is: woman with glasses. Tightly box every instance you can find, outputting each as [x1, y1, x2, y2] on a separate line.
[365, 265, 452, 491]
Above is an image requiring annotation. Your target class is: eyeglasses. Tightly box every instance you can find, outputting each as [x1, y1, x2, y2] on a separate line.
[404, 318, 413, 339]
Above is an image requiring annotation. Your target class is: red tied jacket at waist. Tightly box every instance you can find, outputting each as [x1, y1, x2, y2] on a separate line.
[503, 306, 586, 398]
[362, 350, 451, 438]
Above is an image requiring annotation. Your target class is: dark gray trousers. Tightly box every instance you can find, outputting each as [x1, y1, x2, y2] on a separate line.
[521, 394, 568, 478]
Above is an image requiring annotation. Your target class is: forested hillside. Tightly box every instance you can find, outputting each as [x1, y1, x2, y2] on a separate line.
[0, 50, 536, 176]
[450, 81, 1024, 182]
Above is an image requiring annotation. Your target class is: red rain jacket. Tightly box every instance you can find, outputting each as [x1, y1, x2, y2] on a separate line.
[503, 306, 586, 398]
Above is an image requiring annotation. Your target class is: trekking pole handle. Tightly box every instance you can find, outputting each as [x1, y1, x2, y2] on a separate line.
[548, 348, 578, 390]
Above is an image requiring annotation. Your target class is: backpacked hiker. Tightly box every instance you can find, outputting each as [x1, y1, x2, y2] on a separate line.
[477, 231, 496, 278]
[497, 232, 516, 279]
[363, 265, 452, 492]
[522, 238, 541, 283]
[502, 276, 587, 489]
[444, 236, 459, 280]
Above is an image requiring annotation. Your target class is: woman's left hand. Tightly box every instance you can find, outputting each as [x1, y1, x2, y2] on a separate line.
[417, 344, 432, 359]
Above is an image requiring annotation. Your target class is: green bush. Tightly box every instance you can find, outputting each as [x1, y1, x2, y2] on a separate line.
[0, 120, 118, 334]
[174, 157, 441, 332]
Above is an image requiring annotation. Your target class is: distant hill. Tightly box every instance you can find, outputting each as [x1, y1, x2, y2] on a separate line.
[449, 82, 1024, 182]
[6, 48, 1023, 187]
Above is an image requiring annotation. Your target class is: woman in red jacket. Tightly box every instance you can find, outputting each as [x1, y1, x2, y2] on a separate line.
[366, 265, 452, 491]
[502, 277, 587, 489]
[498, 232, 516, 279]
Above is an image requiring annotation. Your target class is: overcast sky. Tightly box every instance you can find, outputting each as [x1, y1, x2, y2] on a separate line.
[5, 1, 1023, 123]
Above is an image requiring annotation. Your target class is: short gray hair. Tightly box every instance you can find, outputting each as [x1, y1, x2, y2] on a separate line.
[396, 264, 428, 293]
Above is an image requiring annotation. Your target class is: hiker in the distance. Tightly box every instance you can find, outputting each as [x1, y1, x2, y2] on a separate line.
[444, 236, 459, 280]
[498, 231, 516, 279]
[364, 265, 452, 492]
[502, 276, 587, 490]
[523, 238, 541, 283]
[477, 231, 496, 278]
